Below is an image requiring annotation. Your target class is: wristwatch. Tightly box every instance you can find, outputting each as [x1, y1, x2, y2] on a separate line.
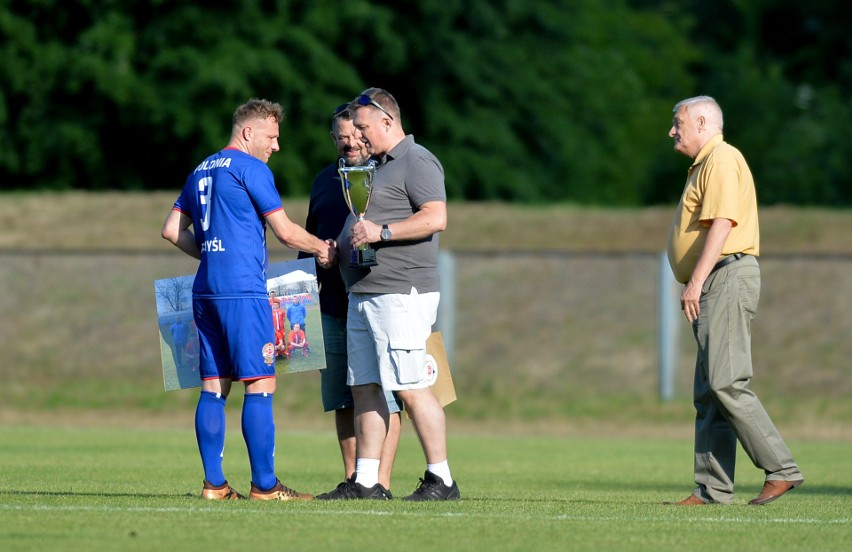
[380, 224, 392, 241]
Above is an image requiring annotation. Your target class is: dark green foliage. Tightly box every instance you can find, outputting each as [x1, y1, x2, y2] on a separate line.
[0, 0, 849, 204]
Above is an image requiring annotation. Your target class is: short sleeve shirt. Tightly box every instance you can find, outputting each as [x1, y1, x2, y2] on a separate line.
[667, 134, 760, 283]
[173, 148, 283, 297]
[170, 321, 190, 344]
[339, 135, 446, 294]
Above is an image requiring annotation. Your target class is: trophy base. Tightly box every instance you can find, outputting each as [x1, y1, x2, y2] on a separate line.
[350, 247, 378, 268]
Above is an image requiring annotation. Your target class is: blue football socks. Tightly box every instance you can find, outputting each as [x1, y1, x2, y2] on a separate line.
[242, 392, 277, 491]
[195, 391, 227, 487]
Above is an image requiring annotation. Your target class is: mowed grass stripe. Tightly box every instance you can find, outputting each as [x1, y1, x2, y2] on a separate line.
[0, 503, 848, 526]
[2, 427, 850, 551]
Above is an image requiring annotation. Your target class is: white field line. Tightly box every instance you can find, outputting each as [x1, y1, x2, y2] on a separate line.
[0, 503, 848, 525]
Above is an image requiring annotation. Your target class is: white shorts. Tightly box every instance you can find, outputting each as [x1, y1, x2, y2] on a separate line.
[347, 288, 439, 391]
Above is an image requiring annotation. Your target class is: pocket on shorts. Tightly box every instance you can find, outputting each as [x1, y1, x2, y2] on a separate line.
[388, 336, 427, 385]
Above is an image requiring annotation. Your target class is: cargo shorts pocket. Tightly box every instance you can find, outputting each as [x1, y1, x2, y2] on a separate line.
[389, 337, 427, 385]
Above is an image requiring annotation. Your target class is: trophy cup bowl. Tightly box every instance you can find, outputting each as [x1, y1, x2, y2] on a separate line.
[339, 158, 379, 267]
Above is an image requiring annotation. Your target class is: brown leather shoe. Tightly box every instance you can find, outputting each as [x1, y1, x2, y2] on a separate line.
[664, 494, 710, 505]
[748, 479, 803, 505]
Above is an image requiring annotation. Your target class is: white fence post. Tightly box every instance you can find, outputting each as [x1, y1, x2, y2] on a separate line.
[657, 251, 680, 402]
[437, 249, 456, 368]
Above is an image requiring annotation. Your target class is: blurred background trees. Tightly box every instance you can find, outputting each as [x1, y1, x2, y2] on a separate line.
[1, 0, 849, 205]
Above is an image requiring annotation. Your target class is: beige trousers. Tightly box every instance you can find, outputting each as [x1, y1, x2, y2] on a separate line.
[690, 255, 803, 504]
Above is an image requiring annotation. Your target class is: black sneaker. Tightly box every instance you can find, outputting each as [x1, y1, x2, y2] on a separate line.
[402, 471, 461, 501]
[315, 477, 390, 500]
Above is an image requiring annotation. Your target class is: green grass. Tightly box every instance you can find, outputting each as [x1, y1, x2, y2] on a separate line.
[0, 194, 849, 549]
[0, 426, 849, 551]
[1, 194, 850, 440]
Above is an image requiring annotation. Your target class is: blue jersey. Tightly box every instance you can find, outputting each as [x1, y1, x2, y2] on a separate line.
[173, 148, 283, 298]
[170, 321, 190, 344]
[286, 302, 307, 326]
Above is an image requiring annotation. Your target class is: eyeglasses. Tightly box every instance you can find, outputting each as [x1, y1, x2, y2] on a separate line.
[355, 94, 394, 120]
[333, 103, 349, 117]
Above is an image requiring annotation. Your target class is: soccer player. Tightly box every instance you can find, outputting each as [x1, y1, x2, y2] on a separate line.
[287, 323, 310, 358]
[168, 316, 190, 371]
[271, 299, 288, 358]
[161, 98, 335, 501]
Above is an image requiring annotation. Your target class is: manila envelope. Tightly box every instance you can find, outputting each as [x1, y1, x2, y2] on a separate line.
[426, 331, 457, 407]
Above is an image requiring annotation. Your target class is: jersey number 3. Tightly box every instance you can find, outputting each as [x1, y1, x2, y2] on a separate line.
[198, 176, 213, 231]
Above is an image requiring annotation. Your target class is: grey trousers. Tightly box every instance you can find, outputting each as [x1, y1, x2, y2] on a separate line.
[690, 255, 803, 504]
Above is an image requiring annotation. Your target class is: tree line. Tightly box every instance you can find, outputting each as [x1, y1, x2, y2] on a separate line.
[1, 0, 849, 205]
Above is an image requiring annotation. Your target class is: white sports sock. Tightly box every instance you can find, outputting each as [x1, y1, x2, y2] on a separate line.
[427, 461, 453, 486]
[355, 458, 380, 488]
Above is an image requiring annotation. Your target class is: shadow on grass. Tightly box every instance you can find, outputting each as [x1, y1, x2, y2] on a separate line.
[0, 489, 198, 499]
[456, 481, 851, 502]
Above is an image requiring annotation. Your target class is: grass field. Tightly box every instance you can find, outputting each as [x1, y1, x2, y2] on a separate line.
[2, 193, 850, 434]
[0, 193, 849, 549]
[1, 426, 849, 552]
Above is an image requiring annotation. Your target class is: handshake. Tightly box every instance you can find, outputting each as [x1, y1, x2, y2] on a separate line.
[314, 239, 338, 269]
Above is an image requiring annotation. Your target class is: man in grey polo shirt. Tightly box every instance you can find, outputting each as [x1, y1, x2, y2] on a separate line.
[304, 103, 403, 499]
[317, 88, 459, 501]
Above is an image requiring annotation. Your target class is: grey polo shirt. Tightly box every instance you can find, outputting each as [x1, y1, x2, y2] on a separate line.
[339, 135, 446, 295]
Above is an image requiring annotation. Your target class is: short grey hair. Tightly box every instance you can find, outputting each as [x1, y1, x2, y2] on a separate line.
[673, 95, 724, 131]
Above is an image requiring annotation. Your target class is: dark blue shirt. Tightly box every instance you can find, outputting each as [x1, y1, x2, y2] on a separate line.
[298, 162, 352, 318]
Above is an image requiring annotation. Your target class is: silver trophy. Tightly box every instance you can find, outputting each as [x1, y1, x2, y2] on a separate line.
[339, 158, 379, 267]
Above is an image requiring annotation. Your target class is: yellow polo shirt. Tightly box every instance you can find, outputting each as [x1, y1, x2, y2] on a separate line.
[667, 134, 760, 284]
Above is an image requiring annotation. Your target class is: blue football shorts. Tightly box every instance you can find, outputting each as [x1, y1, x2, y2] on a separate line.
[193, 297, 277, 382]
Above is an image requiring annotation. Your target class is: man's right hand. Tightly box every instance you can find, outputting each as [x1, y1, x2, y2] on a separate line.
[315, 239, 338, 268]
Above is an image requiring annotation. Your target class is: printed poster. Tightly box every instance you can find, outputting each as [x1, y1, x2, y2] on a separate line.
[154, 258, 325, 391]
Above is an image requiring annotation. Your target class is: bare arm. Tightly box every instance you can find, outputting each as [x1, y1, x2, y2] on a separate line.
[161, 209, 201, 260]
[681, 217, 733, 322]
[266, 209, 336, 267]
[351, 200, 447, 246]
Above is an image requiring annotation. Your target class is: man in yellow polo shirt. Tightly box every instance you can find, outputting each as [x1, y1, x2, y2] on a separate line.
[666, 96, 804, 506]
